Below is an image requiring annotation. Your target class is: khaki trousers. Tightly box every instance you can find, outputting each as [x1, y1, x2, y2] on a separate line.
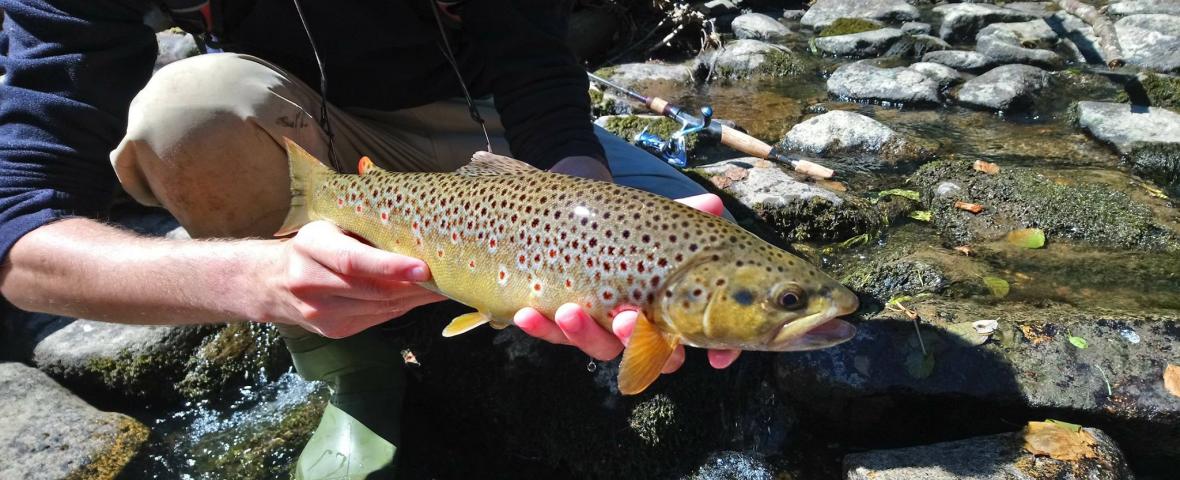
[111, 53, 712, 241]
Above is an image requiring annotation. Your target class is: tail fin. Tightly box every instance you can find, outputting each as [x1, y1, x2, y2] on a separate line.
[275, 137, 333, 237]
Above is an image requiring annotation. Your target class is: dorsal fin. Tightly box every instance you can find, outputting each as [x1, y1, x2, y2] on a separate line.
[454, 152, 541, 176]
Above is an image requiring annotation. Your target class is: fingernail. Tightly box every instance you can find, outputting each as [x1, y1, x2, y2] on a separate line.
[558, 312, 582, 334]
[409, 265, 428, 281]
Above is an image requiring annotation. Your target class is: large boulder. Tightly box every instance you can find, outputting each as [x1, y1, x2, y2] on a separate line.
[780, 111, 935, 168]
[0, 362, 149, 479]
[932, 3, 1038, 42]
[799, 0, 919, 29]
[845, 424, 1134, 480]
[1076, 101, 1180, 154]
[975, 20, 1064, 69]
[1107, 0, 1180, 16]
[731, 12, 790, 41]
[596, 62, 694, 88]
[908, 62, 962, 89]
[955, 64, 1051, 111]
[812, 28, 907, 58]
[1115, 14, 1180, 73]
[692, 158, 882, 243]
[922, 49, 994, 72]
[697, 40, 808, 79]
[827, 60, 942, 105]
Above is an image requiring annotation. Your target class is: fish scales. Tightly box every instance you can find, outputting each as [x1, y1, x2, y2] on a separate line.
[280, 138, 859, 394]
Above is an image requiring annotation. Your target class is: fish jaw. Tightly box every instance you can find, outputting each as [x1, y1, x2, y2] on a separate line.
[766, 295, 859, 352]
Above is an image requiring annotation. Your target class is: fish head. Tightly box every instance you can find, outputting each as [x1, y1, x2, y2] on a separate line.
[658, 249, 859, 352]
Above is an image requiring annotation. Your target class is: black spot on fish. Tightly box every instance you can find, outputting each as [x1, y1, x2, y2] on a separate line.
[732, 289, 755, 306]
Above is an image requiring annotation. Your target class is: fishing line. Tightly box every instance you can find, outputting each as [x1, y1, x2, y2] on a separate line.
[291, 0, 342, 172]
[429, 0, 494, 153]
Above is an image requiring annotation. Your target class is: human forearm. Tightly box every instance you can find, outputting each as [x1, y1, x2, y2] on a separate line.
[0, 217, 278, 325]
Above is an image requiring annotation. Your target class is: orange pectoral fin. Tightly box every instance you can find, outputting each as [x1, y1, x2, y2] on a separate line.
[617, 312, 678, 395]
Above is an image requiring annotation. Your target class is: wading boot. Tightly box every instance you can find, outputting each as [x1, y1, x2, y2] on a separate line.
[278, 324, 404, 480]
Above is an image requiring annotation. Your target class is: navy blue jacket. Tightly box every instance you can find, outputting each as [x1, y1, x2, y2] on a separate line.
[0, 0, 604, 264]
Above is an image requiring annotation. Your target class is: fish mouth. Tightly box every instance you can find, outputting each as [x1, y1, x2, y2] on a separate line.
[767, 306, 857, 352]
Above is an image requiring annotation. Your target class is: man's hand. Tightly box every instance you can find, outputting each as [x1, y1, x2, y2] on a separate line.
[262, 221, 447, 338]
[549, 155, 612, 182]
[513, 193, 742, 371]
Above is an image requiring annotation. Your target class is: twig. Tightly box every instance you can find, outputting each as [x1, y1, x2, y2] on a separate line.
[1057, 0, 1126, 68]
[646, 23, 686, 56]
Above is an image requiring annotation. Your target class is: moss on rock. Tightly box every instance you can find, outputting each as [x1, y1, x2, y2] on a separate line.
[759, 49, 815, 78]
[819, 18, 883, 37]
[1117, 72, 1180, 111]
[176, 323, 290, 400]
[909, 159, 1179, 251]
[197, 386, 328, 479]
[1126, 142, 1180, 196]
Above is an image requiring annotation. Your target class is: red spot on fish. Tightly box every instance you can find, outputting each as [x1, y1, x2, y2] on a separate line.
[489, 239, 497, 248]
[355, 205, 363, 213]
[586, 258, 594, 268]
[412, 221, 419, 230]
[381, 212, 389, 221]
[452, 232, 459, 241]
[651, 276, 661, 287]
[619, 261, 627, 271]
[565, 279, 572, 288]
[469, 260, 476, 268]
[602, 291, 613, 300]
[533, 283, 542, 292]
[337, 198, 345, 207]
[499, 271, 506, 280]
[637, 262, 646, 273]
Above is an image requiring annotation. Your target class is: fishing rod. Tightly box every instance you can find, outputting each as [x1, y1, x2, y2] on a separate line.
[588, 72, 835, 179]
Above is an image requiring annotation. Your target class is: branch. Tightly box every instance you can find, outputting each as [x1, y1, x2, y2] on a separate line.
[1057, 0, 1125, 68]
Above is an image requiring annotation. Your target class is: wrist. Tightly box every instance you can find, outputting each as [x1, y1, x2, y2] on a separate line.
[549, 155, 612, 182]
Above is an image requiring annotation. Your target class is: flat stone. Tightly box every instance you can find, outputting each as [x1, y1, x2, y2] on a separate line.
[696, 158, 844, 208]
[731, 12, 790, 41]
[932, 3, 1038, 41]
[1048, 11, 1116, 65]
[827, 60, 941, 105]
[976, 20, 1064, 69]
[901, 21, 931, 35]
[782, 111, 929, 166]
[812, 28, 907, 58]
[1107, 0, 1180, 16]
[0, 362, 149, 479]
[1004, 2, 1058, 17]
[800, 0, 919, 29]
[782, 9, 806, 21]
[922, 49, 994, 72]
[599, 62, 695, 88]
[908, 62, 962, 88]
[845, 425, 1133, 480]
[697, 39, 791, 77]
[1116, 14, 1180, 73]
[956, 64, 1050, 111]
[1077, 101, 1180, 154]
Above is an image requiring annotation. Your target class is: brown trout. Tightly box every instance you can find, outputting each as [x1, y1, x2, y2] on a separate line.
[278, 138, 858, 394]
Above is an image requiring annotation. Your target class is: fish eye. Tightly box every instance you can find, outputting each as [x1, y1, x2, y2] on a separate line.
[775, 285, 806, 311]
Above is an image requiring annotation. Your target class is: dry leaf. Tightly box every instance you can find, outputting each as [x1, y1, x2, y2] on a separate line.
[1020, 324, 1052, 345]
[709, 175, 733, 189]
[724, 166, 749, 181]
[754, 159, 774, 169]
[816, 179, 847, 192]
[1165, 364, 1180, 398]
[1023, 421, 1098, 461]
[954, 245, 973, 256]
[973, 160, 1001, 174]
[954, 200, 985, 214]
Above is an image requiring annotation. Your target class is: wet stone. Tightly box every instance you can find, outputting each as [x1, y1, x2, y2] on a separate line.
[781, 111, 933, 167]
[696, 40, 797, 79]
[1107, 0, 1180, 16]
[596, 62, 695, 89]
[812, 28, 907, 58]
[844, 425, 1133, 480]
[799, 0, 919, 29]
[0, 362, 149, 480]
[827, 60, 942, 105]
[901, 21, 931, 35]
[909, 61, 962, 89]
[975, 20, 1064, 69]
[1076, 101, 1180, 154]
[955, 64, 1050, 111]
[932, 3, 1039, 42]
[922, 49, 994, 72]
[1115, 14, 1180, 74]
[731, 12, 790, 41]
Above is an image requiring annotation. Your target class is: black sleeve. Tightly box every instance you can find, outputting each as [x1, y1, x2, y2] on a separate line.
[0, 0, 157, 263]
[461, 0, 607, 171]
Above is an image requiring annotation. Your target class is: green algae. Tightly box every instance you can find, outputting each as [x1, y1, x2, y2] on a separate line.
[177, 322, 289, 400]
[1116, 72, 1180, 111]
[818, 18, 882, 38]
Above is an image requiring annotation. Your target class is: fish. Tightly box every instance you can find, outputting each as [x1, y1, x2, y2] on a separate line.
[278, 138, 859, 395]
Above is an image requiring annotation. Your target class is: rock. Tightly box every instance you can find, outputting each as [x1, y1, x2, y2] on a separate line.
[774, 299, 1180, 470]
[901, 21, 931, 35]
[731, 12, 790, 41]
[844, 425, 1133, 480]
[827, 60, 942, 105]
[1107, 0, 1180, 16]
[955, 64, 1050, 111]
[692, 159, 881, 242]
[975, 20, 1064, 69]
[697, 40, 804, 79]
[932, 3, 1038, 42]
[596, 62, 695, 89]
[155, 30, 198, 71]
[0, 362, 149, 479]
[688, 451, 776, 480]
[909, 159, 1179, 251]
[1122, 71, 1180, 110]
[908, 62, 962, 89]
[818, 17, 884, 37]
[782, 9, 806, 22]
[30, 318, 212, 400]
[799, 0, 919, 29]
[1127, 142, 1180, 195]
[175, 322, 290, 400]
[903, 34, 952, 58]
[1004, 2, 1059, 17]
[1115, 14, 1180, 73]
[1076, 101, 1180, 154]
[781, 111, 934, 167]
[1049, 10, 1116, 66]
[922, 49, 994, 72]
[812, 28, 906, 58]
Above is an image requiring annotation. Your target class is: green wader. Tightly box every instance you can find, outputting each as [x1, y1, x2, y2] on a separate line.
[278, 324, 404, 479]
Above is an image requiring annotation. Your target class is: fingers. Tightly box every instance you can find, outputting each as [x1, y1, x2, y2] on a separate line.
[675, 193, 724, 217]
[708, 349, 741, 369]
[295, 221, 430, 281]
[553, 303, 623, 361]
[662, 345, 686, 373]
[514, 307, 570, 346]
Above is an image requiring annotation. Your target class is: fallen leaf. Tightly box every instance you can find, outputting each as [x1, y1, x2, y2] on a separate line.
[816, 179, 847, 192]
[709, 175, 733, 189]
[954, 200, 985, 214]
[1020, 324, 1053, 345]
[724, 166, 749, 181]
[1164, 365, 1180, 398]
[1069, 335, 1089, 349]
[878, 188, 921, 201]
[973, 160, 1001, 174]
[1141, 183, 1168, 199]
[1007, 228, 1046, 249]
[1023, 420, 1098, 461]
[908, 210, 932, 222]
[983, 276, 1010, 298]
[754, 159, 774, 169]
[954, 245, 973, 256]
